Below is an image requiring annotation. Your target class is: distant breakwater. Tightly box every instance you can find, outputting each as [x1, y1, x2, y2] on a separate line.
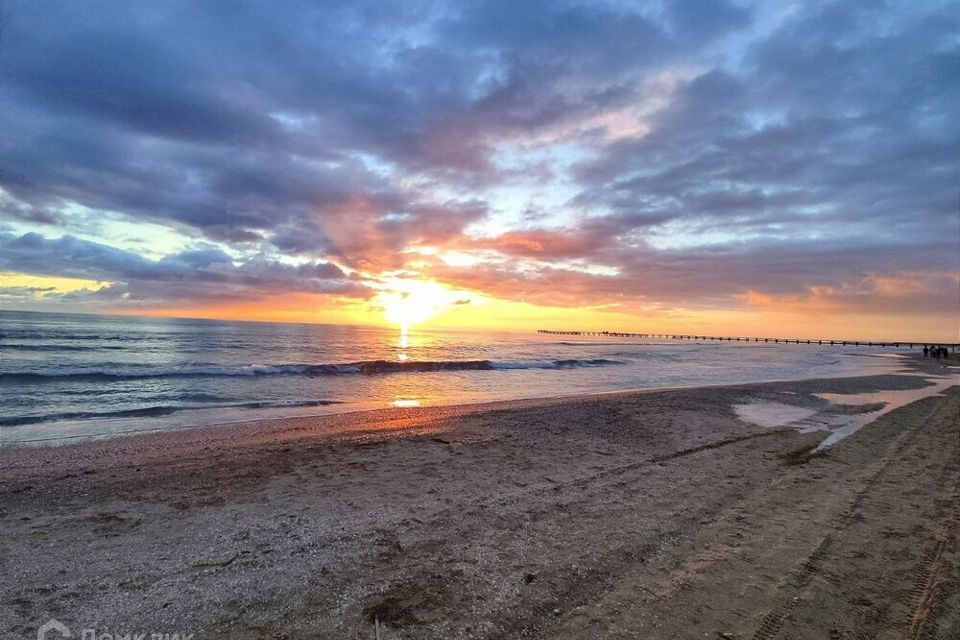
[537, 330, 960, 350]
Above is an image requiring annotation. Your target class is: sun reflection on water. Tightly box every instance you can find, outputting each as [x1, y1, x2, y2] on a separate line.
[398, 324, 410, 358]
[388, 325, 441, 408]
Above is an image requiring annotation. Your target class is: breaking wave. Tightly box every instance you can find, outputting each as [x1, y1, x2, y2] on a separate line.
[0, 399, 344, 427]
[3, 358, 626, 382]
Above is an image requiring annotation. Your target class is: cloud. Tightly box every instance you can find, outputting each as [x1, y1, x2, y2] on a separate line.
[0, 232, 367, 306]
[667, 0, 751, 43]
[0, 0, 956, 328]
[0, 285, 59, 303]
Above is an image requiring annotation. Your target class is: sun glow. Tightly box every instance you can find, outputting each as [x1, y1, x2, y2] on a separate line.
[376, 279, 472, 328]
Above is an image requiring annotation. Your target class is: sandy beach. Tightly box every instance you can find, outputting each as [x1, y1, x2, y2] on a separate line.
[2, 358, 958, 640]
[5, 0, 957, 637]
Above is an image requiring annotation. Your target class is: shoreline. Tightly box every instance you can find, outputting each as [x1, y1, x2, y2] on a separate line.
[1, 350, 939, 449]
[0, 369, 940, 455]
[0, 377, 851, 448]
[3, 360, 958, 639]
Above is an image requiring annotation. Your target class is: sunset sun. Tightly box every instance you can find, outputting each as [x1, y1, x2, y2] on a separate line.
[376, 280, 467, 328]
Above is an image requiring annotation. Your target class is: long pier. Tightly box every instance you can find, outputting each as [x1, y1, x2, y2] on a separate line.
[537, 330, 959, 350]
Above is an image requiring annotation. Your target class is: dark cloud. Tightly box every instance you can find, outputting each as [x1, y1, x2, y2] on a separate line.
[0, 286, 58, 303]
[430, 238, 958, 319]
[667, 0, 751, 43]
[0, 232, 367, 306]
[0, 0, 956, 324]
[0, 197, 64, 226]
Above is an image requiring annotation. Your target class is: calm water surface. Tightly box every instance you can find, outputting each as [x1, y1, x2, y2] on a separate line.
[0, 311, 904, 444]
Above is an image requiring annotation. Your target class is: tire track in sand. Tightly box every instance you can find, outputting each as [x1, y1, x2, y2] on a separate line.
[751, 391, 959, 640]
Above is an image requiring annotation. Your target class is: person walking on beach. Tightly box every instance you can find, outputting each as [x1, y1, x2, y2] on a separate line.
[923, 345, 930, 357]
[933, 345, 941, 360]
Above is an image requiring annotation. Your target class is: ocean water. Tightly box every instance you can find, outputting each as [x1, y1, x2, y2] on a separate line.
[0, 310, 904, 444]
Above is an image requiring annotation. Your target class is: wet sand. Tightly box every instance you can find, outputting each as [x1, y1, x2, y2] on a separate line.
[2, 358, 958, 639]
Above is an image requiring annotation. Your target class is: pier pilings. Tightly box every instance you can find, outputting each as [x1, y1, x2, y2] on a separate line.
[535, 330, 958, 350]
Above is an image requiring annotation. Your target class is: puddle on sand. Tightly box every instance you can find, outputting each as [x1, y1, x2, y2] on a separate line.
[733, 403, 817, 429]
[735, 372, 959, 451]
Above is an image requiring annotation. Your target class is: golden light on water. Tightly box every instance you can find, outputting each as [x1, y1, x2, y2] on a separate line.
[397, 325, 409, 361]
[390, 325, 431, 409]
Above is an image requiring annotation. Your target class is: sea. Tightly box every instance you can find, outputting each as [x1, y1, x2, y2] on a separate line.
[0, 310, 905, 445]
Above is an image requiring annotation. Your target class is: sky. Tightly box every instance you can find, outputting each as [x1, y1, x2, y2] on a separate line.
[1, 0, 958, 340]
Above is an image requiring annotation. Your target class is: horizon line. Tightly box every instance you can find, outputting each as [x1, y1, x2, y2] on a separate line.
[2, 307, 957, 344]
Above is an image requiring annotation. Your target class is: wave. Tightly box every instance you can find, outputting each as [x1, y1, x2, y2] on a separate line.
[490, 358, 624, 369]
[0, 405, 181, 427]
[238, 399, 343, 409]
[0, 399, 343, 427]
[2, 358, 626, 382]
[1, 343, 127, 352]
[1, 331, 133, 341]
